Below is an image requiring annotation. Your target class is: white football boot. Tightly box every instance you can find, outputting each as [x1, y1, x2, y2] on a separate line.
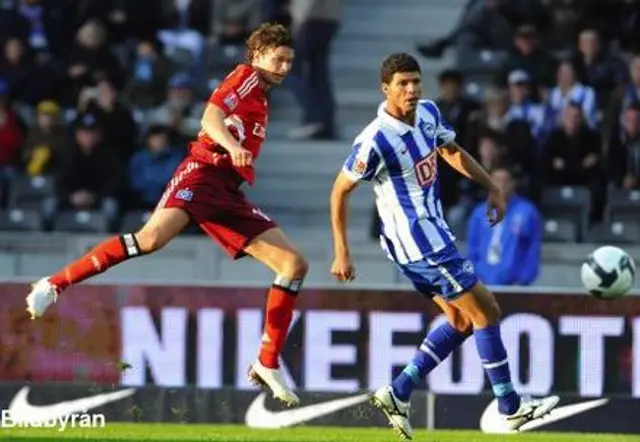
[370, 385, 413, 440]
[504, 395, 560, 431]
[248, 360, 300, 407]
[25, 277, 58, 319]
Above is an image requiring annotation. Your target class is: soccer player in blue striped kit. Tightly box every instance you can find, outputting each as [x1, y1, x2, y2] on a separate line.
[329, 53, 559, 439]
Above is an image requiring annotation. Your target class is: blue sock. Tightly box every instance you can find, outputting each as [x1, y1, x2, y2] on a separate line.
[391, 322, 467, 401]
[474, 325, 521, 415]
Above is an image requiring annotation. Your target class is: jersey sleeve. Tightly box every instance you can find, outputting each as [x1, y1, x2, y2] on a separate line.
[342, 140, 383, 182]
[208, 69, 258, 115]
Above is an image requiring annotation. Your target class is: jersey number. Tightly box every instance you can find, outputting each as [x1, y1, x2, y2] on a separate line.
[415, 152, 437, 187]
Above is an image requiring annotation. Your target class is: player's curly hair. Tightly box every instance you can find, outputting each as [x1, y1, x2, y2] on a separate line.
[380, 53, 421, 84]
[245, 23, 293, 63]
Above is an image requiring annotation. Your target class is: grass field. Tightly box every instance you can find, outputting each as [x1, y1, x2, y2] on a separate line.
[1, 424, 639, 442]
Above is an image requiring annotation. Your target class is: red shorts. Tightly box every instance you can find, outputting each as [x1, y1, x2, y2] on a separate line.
[155, 157, 277, 259]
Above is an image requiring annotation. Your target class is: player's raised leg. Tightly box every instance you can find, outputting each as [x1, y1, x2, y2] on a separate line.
[450, 282, 559, 430]
[25, 208, 190, 318]
[243, 227, 308, 406]
[371, 296, 472, 439]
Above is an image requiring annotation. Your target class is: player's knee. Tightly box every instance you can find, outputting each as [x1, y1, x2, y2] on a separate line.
[280, 252, 309, 279]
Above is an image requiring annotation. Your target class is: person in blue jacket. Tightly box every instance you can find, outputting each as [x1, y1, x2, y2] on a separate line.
[467, 164, 541, 285]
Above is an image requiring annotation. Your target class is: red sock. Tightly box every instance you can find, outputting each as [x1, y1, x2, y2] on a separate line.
[259, 283, 300, 369]
[49, 234, 142, 293]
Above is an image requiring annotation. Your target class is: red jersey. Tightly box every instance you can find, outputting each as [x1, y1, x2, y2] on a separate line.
[189, 64, 268, 185]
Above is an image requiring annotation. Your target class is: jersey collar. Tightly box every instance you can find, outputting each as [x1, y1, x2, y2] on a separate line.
[377, 101, 415, 135]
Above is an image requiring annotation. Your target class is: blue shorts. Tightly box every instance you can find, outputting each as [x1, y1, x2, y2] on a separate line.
[397, 243, 478, 301]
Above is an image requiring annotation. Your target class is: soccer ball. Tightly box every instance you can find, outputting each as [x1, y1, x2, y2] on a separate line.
[581, 245, 636, 299]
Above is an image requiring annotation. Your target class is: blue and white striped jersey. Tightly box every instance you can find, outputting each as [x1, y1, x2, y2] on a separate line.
[342, 99, 457, 264]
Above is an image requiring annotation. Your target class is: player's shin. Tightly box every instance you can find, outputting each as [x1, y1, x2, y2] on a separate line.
[474, 324, 521, 415]
[48, 234, 144, 293]
[258, 275, 303, 368]
[391, 322, 469, 401]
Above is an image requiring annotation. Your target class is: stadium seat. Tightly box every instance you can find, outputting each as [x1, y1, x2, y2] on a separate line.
[53, 211, 109, 233]
[585, 221, 640, 245]
[604, 187, 640, 224]
[7, 174, 55, 209]
[0, 208, 43, 232]
[540, 186, 591, 240]
[542, 218, 578, 243]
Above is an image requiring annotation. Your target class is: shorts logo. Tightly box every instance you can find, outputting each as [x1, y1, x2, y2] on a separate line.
[252, 207, 271, 222]
[463, 260, 474, 274]
[224, 92, 239, 111]
[176, 189, 193, 201]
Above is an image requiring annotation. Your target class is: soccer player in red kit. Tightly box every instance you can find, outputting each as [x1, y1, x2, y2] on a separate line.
[25, 23, 304, 406]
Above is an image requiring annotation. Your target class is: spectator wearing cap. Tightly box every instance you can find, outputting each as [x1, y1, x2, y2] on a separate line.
[608, 102, 640, 191]
[149, 72, 204, 143]
[128, 125, 184, 210]
[504, 69, 547, 143]
[467, 164, 541, 286]
[573, 28, 628, 110]
[51, 113, 123, 222]
[499, 24, 557, 98]
[546, 60, 598, 131]
[22, 100, 71, 177]
[0, 78, 25, 179]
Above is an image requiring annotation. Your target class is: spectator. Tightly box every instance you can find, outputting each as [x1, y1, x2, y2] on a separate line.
[287, 0, 341, 141]
[504, 69, 546, 143]
[464, 87, 509, 153]
[0, 79, 25, 178]
[603, 54, 640, 149]
[546, 60, 597, 131]
[608, 102, 640, 191]
[467, 165, 541, 286]
[499, 25, 557, 97]
[0, 36, 59, 107]
[0, 0, 65, 59]
[435, 69, 481, 210]
[81, 75, 137, 162]
[149, 72, 204, 143]
[573, 28, 628, 110]
[544, 103, 604, 218]
[63, 20, 122, 106]
[210, 0, 263, 44]
[125, 37, 172, 109]
[22, 100, 70, 177]
[128, 125, 184, 209]
[52, 113, 123, 222]
[416, 0, 513, 58]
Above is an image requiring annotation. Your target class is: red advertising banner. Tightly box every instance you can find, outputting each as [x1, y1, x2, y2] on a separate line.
[1, 283, 639, 398]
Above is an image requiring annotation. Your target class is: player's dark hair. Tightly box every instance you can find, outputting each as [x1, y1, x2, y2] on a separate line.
[380, 53, 421, 84]
[245, 22, 293, 63]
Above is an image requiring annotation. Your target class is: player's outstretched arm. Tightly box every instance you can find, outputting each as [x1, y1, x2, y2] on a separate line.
[437, 141, 506, 225]
[201, 104, 253, 167]
[329, 171, 359, 282]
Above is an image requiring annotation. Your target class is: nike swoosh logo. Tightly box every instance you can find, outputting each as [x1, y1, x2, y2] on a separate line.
[245, 392, 369, 428]
[7, 386, 136, 424]
[480, 397, 609, 433]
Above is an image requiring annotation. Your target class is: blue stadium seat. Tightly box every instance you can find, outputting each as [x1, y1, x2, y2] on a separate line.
[53, 211, 109, 233]
[542, 217, 578, 243]
[585, 221, 640, 245]
[8, 174, 55, 210]
[540, 186, 591, 240]
[0, 208, 43, 232]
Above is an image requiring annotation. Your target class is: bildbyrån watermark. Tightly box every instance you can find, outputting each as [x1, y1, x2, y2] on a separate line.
[1, 409, 106, 431]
